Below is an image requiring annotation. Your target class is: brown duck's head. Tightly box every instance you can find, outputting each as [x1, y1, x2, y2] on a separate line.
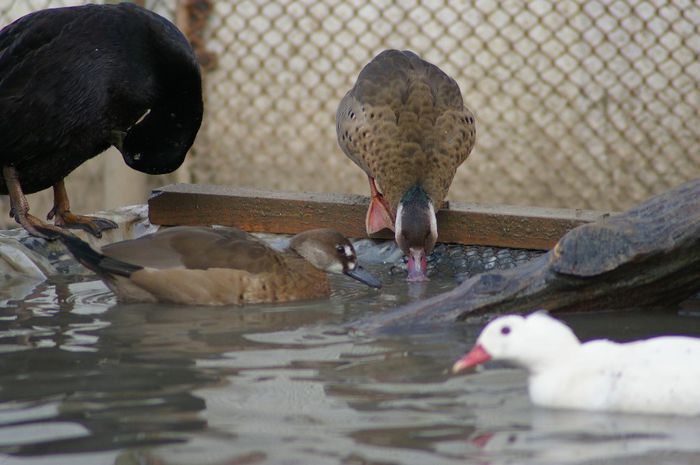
[395, 185, 437, 282]
[289, 229, 381, 288]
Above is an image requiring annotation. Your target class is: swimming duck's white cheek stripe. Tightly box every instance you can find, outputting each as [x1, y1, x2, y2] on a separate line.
[342, 245, 357, 270]
[327, 262, 345, 273]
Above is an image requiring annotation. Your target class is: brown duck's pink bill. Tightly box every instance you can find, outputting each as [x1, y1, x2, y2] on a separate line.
[452, 344, 491, 374]
[407, 249, 429, 282]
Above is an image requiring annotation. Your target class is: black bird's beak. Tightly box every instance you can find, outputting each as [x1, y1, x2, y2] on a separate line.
[345, 265, 381, 288]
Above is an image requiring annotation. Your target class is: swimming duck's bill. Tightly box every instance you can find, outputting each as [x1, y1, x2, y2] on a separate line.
[452, 344, 491, 374]
[344, 265, 382, 289]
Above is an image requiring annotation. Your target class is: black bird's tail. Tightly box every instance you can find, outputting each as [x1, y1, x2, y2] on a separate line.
[37, 227, 142, 277]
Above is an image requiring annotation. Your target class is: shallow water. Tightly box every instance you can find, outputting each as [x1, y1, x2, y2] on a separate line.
[1, 245, 700, 465]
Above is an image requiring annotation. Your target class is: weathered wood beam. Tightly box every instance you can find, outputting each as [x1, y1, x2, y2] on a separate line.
[148, 183, 609, 250]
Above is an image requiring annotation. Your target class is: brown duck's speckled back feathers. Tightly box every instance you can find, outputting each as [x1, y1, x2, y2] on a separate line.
[337, 49, 475, 210]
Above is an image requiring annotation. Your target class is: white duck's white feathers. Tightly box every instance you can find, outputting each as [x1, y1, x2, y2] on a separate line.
[456, 312, 700, 416]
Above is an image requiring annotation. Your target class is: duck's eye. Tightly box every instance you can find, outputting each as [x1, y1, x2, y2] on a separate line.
[336, 245, 345, 253]
[501, 326, 511, 335]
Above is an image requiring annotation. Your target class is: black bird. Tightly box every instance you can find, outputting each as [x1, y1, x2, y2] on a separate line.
[0, 3, 203, 238]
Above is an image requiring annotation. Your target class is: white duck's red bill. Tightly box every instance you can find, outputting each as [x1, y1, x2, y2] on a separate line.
[452, 344, 492, 373]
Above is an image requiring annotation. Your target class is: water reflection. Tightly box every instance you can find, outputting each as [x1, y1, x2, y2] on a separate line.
[0, 279, 210, 456]
[437, 406, 700, 465]
[0, 267, 699, 464]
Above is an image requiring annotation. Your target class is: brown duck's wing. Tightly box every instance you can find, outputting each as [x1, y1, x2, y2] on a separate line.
[337, 50, 475, 208]
[336, 50, 411, 180]
[102, 226, 288, 274]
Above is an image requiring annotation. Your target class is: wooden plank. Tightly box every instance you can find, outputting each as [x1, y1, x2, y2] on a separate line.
[148, 183, 611, 250]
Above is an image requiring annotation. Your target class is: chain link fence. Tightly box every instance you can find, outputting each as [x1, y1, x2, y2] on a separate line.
[1, 0, 699, 223]
[196, 0, 700, 211]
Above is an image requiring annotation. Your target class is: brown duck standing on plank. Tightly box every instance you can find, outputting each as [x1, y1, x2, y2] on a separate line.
[337, 49, 475, 281]
[0, 3, 203, 238]
[45, 226, 381, 305]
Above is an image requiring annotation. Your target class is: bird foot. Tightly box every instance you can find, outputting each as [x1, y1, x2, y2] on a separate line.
[365, 194, 395, 235]
[48, 208, 118, 238]
[10, 210, 61, 240]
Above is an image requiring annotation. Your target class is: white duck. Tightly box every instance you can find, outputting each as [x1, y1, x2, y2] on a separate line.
[452, 312, 700, 416]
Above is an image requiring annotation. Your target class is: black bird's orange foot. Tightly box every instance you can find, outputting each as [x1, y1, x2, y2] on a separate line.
[47, 208, 118, 238]
[11, 210, 62, 240]
[3, 165, 61, 240]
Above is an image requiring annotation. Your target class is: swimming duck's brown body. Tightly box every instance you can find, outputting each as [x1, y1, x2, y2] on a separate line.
[117, 259, 329, 306]
[337, 49, 475, 280]
[53, 226, 380, 305]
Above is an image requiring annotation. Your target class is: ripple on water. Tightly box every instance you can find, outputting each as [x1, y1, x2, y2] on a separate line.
[1, 239, 699, 464]
[55, 279, 117, 312]
[0, 278, 113, 353]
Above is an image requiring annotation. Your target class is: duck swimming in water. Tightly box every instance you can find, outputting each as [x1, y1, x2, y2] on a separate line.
[337, 49, 475, 281]
[48, 226, 381, 305]
[0, 3, 203, 238]
[453, 312, 700, 416]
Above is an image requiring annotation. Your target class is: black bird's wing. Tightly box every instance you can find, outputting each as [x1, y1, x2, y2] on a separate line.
[0, 8, 86, 102]
[0, 6, 111, 164]
[0, 3, 202, 186]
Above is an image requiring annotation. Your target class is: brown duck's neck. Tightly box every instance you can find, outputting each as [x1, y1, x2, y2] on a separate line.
[278, 252, 331, 301]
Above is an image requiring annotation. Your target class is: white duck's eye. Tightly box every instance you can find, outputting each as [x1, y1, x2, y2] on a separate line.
[501, 326, 511, 335]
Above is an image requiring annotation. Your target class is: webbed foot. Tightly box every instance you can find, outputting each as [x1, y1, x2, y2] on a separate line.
[48, 208, 118, 238]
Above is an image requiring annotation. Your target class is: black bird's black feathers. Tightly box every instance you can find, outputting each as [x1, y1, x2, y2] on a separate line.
[0, 3, 203, 194]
